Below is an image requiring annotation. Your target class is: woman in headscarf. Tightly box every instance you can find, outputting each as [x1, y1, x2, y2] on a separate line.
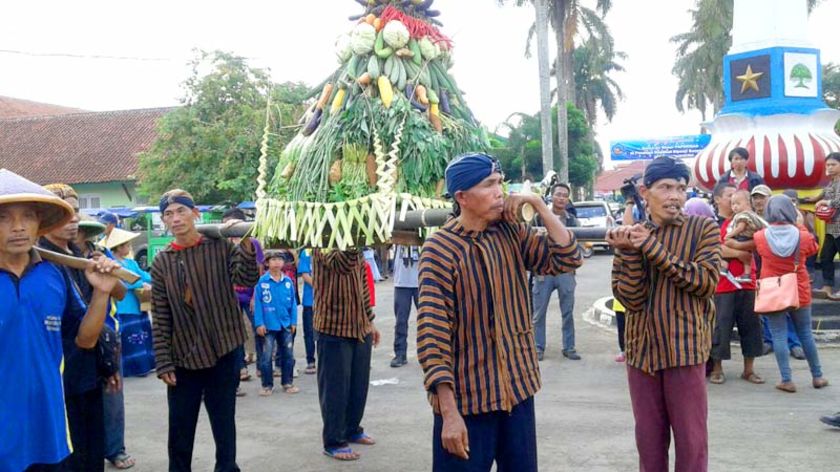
[683, 197, 716, 220]
[753, 196, 829, 393]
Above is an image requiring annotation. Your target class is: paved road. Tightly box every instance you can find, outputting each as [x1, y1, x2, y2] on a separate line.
[124, 254, 840, 471]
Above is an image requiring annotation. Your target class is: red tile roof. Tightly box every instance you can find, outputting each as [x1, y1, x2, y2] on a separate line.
[0, 96, 84, 119]
[594, 161, 648, 193]
[595, 159, 701, 193]
[0, 108, 172, 185]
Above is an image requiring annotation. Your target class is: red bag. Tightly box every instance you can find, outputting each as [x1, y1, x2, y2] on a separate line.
[815, 206, 836, 222]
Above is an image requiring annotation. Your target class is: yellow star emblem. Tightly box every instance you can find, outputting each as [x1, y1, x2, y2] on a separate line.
[736, 64, 763, 93]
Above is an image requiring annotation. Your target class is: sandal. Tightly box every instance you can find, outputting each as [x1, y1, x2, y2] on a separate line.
[349, 432, 376, 445]
[323, 446, 359, 461]
[813, 377, 829, 389]
[259, 387, 274, 397]
[709, 372, 725, 384]
[740, 372, 765, 384]
[239, 369, 251, 381]
[776, 382, 797, 393]
[283, 384, 300, 394]
[108, 453, 135, 470]
[305, 364, 317, 374]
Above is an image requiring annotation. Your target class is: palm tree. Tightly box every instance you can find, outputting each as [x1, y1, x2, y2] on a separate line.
[498, 0, 554, 180]
[672, 0, 821, 120]
[549, 1, 613, 183]
[573, 35, 626, 126]
[504, 0, 614, 182]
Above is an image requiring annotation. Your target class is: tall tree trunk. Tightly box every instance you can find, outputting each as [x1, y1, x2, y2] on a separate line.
[555, 58, 570, 183]
[553, 2, 569, 183]
[534, 0, 554, 178]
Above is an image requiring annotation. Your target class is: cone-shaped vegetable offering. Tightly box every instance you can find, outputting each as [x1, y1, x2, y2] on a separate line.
[255, 0, 488, 249]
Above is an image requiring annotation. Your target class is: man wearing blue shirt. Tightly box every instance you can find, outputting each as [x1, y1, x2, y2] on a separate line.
[0, 169, 120, 472]
[254, 251, 299, 395]
[297, 249, 317, 374]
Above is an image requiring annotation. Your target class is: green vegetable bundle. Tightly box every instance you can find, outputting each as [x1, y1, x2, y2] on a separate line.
[255, 0, 487, 249]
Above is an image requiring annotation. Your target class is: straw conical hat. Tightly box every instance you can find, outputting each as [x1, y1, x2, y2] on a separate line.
[0, 168, 74, 234]
[78, 215, 106, 240]
[103, 228, 140, 250]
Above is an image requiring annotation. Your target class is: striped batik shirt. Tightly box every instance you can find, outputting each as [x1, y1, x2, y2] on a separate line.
[417, 219, 582, 416]
[312, 249, 373, 340]
[151, 236, 258, 373]
[611, 214, 720, 375]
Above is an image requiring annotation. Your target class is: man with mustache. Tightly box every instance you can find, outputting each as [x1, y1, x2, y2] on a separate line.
[608, 156, 721, 472]
[417, 153, 582, 471]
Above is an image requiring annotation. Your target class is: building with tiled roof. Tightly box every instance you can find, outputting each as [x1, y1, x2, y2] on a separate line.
[0, 96, 85, 119]
[0, 105, 173, 210]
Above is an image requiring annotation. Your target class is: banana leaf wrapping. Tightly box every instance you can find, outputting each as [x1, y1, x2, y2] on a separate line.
[254, 0, 488, 249]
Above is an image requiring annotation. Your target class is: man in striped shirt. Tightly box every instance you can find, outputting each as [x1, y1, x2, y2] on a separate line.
[312, 249, 381, 461]
[417, 153, 582, 471]
[151, 189, 259, 472]
[608, 156, 720, 472]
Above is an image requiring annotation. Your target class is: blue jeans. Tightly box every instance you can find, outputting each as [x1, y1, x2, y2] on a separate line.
[766, 306, 823, 383]
[432, 397, 537, 472]
[761, 314, 801, 348]
[531, 273, 576, 353]
[393, 287, 419, 358]
[302, 306, 316, 365]
[103, 362, 125, 461]
[260, 329, 296, 388]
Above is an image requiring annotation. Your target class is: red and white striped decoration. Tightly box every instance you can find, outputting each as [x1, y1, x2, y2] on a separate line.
[694, 109, 840, 190]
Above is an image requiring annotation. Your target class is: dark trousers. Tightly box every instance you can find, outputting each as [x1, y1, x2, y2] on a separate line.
[393, 287, 418, 358]
[25, 459, 69, 472]
[616, 311, 626, 352]
[302, 306, 316, 364]
[316, 333, 372, 449]
[65, 388, 104, 472]
[167, 350, 239, 472]
[627, 364, 708, 472]
[820, 233, 840, 287]
[432, 397, 537, 472]
[711, 291, 763, 360]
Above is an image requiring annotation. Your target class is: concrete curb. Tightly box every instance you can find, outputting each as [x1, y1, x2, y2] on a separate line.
[587, 297, 840, 345]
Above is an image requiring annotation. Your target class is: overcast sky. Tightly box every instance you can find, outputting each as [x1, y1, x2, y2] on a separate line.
[2, 0, 838, 170]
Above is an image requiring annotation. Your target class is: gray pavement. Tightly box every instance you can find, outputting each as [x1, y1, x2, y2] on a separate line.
[124, 254, 840, 471]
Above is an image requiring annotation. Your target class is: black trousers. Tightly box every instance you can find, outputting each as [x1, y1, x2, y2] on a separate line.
[26, 458, 69, 471]
[316, 333, 372, 449]
[167, 350, 239, 472]
[820, 233, 840, 287]
[616, 311, 626, 352]
[712, 291, 764, 360]
[393, 287, 419, 358]
[65, 387, 104, 472]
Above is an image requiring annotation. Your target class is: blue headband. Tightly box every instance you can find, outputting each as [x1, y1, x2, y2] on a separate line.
[445, 153, 502, 197]
[643, 156, 691, 188]
[159, 195, 195, 213]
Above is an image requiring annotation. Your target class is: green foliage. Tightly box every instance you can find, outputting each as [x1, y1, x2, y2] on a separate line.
[671, 0, 821, 119]
[495, 103, 597, 187]
[137, 50, 308, 203]
[573, 35, 626, 125]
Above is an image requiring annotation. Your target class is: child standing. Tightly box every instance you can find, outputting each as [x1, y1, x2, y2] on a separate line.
[254, 251, 299, 395]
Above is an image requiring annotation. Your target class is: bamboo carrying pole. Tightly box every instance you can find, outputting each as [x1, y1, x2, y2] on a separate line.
[196, 206, 608, 246]
[35, 247, 141, 284]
